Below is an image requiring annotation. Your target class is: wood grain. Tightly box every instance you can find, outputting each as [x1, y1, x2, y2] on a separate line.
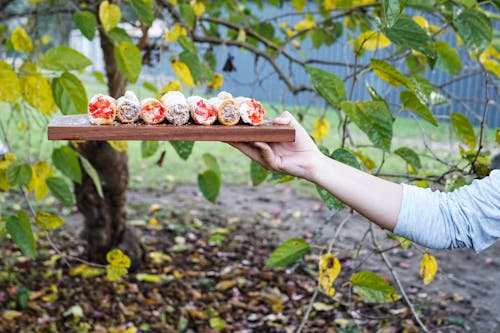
[48, 115, 295, 142]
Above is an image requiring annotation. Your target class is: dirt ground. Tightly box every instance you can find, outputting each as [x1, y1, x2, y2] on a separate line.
[1, 181, 500, 332]
[128, 182, 500, 332]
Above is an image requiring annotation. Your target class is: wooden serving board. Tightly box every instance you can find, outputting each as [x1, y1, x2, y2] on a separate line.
[48, 115, 295, 142]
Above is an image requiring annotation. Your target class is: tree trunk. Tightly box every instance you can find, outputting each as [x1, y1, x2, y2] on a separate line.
[74, 28, 145, 271]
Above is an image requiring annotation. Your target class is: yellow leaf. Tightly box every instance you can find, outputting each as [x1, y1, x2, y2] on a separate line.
[420, 252, 438, 285]
[21, 73, 55, 115]
[313, 117, 330, 142]
[165, 24, 187, 42]
[292, 40, 300, 48]
[173, 270, 183, 279]
[168, 0, 177, 4]
[11, 26, 33, 53]
[171, 60, 195, 88]
[357, 30, 391, 51]
[0, 170, 9, 191]
[324, 0, 336, 10]
[318, 253, 341, 297]
[149, 251, 172, 264]
[80, 266, 106, 278]
[106, 249, 131, 269]
[292, 0, 306, 12]
[0, 153, 16, 170]
[106, 265, 128, 281]
[108, 141, 128, 152]
[413, 16, 428, 30]
[190, 0, 205, 16]
[294, 17, 316, 31]
[136, 273, 163, 283]
[286, 29, 295, 38]
[207, 73, 223, 89]
[2, 310, 23, 321]
[27, 161, 53, 200]
[236, 28, 246, 43]
[35, 212, 64, 230]
[99, 1, 121, 31]
[215, 279, 238, 291]
[148, 203, 162, 212]
[353, 151, 376, 170]
[42, 35, 52, 44]
[0, 61, 21, 103]
[279, 22, 290, 29]
[161, 80, 182, 95]
[42, 284, 59, 302]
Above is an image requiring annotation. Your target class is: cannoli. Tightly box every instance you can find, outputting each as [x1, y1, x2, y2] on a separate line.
[235, 97, 266, 125]
[160, 91, 190, 126]
[140, 98, 166, 124]
[186, 96, 217, 125]
[88, 94, 117, 125]
[116, 91, 140, 123]
[209, 96, 240, 126]
[217, 91, 233, 100]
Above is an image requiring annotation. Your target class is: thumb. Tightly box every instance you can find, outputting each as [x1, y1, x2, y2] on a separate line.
[273, 111, 297, 127]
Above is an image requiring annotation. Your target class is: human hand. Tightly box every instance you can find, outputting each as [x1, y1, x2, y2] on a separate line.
[228, 111, 322, 181]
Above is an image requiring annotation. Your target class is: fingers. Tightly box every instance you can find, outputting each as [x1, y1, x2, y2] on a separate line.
[225, 141, 271, 168]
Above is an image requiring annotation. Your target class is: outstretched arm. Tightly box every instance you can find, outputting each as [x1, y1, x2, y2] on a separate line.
[229, 111, 403, 231]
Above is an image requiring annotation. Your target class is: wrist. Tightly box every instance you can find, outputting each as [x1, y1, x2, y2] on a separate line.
[303, 151, 330, 184]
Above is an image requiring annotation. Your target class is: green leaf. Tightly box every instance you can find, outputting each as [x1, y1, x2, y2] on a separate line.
[492, 0, 500, 9]
[52, 72, 88, 115]
[342, 101, 393, 151]
[202, 153, 221, 179]
[454, 8, 492, 56]
[316, 185, 344, 210]
[387, 232, 412, 249]
[0, 61, 21, 103]
[129, 0, 154, 26]
[265, 238, 310, 268]
[73, 10, 97, 41]
[52, 146, 82, 184]
[384, 0, 408, 27]
[450, 112, 476, 149]
[382, 17, 436, 60]
[46, 177, 75, 207]
[39, 46, 92, 71]
[114, 41, 141, 83]
[306, 66, 346, 108]
[170, 141, 194, 160]
[142, 81, 157, 93]
[434, 41, 462, 75]
[141, 141, 159, 158]
[92, 71, 106, 84]
[370, 59, 413, 89]
[197, 170, 220, 203]
[179, 50, 203, 84]
[400, 90, 437, 126]
[209, 317, 226, 330]
[79, 156, 103, 198]
[179, 3, 195, 28]
[394, 147, 421, 170]
[331, 148, 361, 169]
[6, 212, 36, 258]
[250, 160, 268, 186]
[35, 212, 64, 230]
[7, 162, 31, 188]
[106, 27, 133, 46]
[350, 271, 399, 303]
[178, 35, 197, 54]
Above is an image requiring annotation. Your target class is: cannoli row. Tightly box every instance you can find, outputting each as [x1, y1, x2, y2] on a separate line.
[88, 94, 117, 125]
[140, 98, 166, 124]
[235, 97, 266, 125]
[160, 91, 190, 126]
[116, 91, 140, 123]
[209, 92, 240, 126]
[186, 96, 217, 125]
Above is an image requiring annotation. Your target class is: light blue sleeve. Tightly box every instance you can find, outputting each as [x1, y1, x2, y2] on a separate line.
[393, 169, 500, 252]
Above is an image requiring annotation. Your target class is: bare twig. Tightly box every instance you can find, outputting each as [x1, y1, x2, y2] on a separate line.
[369, 224, 429, 332]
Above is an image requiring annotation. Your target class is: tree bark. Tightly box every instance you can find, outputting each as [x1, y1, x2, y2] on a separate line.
[74, 28, 145, 271]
